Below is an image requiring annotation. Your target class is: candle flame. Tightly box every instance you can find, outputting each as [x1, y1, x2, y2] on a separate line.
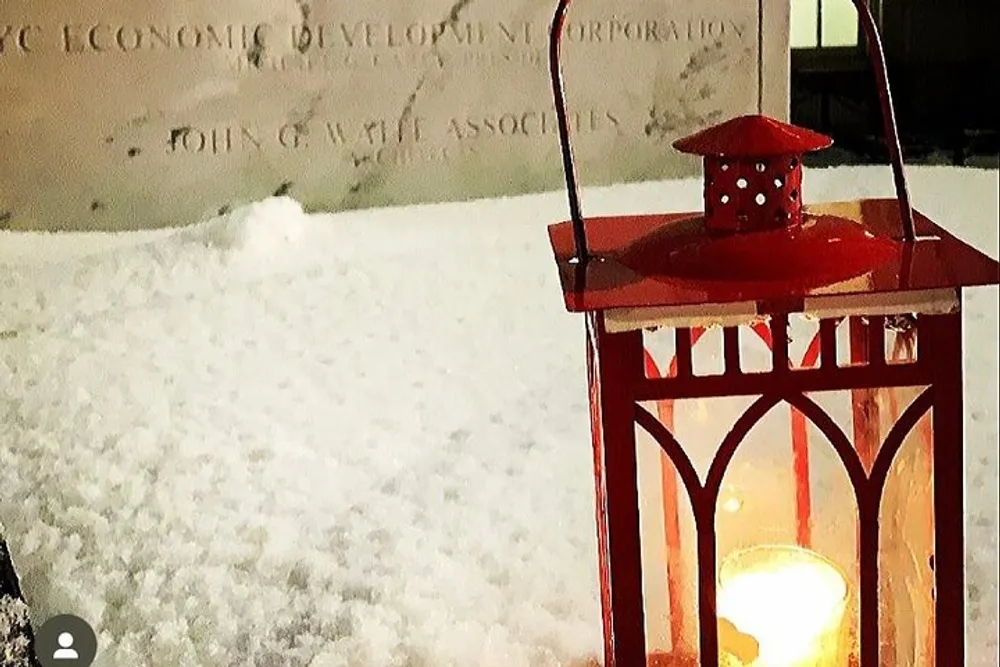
[718, 546, 848, 667]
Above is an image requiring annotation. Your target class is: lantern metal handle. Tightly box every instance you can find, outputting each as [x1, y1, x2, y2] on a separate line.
[548, 0, 917, 263]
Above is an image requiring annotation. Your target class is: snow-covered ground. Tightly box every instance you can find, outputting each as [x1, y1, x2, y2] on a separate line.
[1, 166, 997, 667]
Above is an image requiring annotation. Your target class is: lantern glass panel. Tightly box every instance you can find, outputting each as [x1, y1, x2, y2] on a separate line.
[886, 321, 919, 365]
[642, 328, 680, 379]
[715, 391, 859, 665]
[634, 423, 700, 662]
[787, 314, 823, 365]
[634, 389, 868, 664]
[873, 326, 936, 667]
[798, 391, 861, 573]
[632, 320, 938, 666]
[692, 326, 727, 377]
[880, 398, 935, 666]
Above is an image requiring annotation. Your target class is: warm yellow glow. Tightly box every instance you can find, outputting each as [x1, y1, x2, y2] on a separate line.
[721, 496, 743, 514]
[718, 546, 849, 667]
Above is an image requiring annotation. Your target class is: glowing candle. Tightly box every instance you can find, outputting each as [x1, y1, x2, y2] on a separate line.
[718, 545, 849, 667]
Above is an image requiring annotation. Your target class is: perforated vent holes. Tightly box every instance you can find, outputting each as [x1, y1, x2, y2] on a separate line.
[703, 154, 805, 233]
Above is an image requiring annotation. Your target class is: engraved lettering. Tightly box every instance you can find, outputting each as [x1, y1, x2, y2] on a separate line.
[520, 112, 540, 135]
[61, 23, 270, 53]
[557, 18, 746, 44]
[211, 128, 232, 153]
[371, 117, 423, 144]
[204, 25, 229, 49]
[457, 48, 545, 70]
[252, 24, 271, 50]
[231, 50, 359, 74]
[385, 25, 400, 47]
[449, 23, 486, 45]
[410, 117, 425, 143]
[644, 20, 660, 42]
[363, 120, 385, 145]
[291, 21, 497, 51]
[447, 110, 617, 140]
[52, 16, 748, 56]
[497, 22, 531, 44]
[325, 122, 347, 144]
[167, 126, 261, 154]
[63, 23, 93, 51]
[89, 25, 108, 51]
[339, 22, 365, 48]
[182, 129, 205, 152]
[239, 127, 262, 151]
[373, 146, 397, 166]
[148, 26, 173, 49]
[407, 24, 428, 46]
[0, 25, 38, 53]
[358, 143, 450, 168]
[19, 25, 35, 51]
[278, 124, 308, 149]
[116, 27, 142, 51]
[429, 23, 447, 44]
[166, 127, 198, 153]
[177, 26, 201, 48]
[292, 25, 311, 51]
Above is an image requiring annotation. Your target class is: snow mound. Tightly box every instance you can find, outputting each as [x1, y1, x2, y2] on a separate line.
[176, 197, 318, 274]
[184, 197, 308, 253]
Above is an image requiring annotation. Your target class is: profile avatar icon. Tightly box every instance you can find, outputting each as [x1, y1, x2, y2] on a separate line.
[35, 614, 98, 667]
[53, 632, 80, 660]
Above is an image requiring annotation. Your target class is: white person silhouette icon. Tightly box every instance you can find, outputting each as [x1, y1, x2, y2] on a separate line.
[35, 614, 98, 667]
[53, 632, 80, 660]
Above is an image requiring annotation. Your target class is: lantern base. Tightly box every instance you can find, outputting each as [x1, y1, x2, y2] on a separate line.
[644, 651, 860, 666]
[642, 650, 863, 666]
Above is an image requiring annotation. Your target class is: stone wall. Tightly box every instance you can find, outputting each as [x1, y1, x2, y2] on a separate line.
[1, 1, 790, 231]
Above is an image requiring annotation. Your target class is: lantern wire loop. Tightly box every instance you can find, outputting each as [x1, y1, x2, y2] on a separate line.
[852, 0, 915, 242]
[549, 0, 590, 263]
[547, 0, 917, 252]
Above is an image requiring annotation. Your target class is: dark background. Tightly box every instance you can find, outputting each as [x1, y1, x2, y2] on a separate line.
[791, 0, 998, 168]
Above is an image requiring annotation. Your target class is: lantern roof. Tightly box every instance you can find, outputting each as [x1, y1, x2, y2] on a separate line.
[547, 199, 1000, 317]
[673, 115, 833, 158]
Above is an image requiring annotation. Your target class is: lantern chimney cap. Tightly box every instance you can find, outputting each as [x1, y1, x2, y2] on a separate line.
[673, 115, 833, 159]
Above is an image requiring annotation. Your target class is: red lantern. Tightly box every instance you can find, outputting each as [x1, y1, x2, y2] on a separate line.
[546, 2, 1000, 666]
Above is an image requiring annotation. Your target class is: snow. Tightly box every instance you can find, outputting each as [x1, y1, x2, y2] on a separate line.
[0, 582, 33, 667]
[0, 166, 997, 667]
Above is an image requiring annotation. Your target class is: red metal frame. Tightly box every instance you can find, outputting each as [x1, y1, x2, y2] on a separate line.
[589, 312, 956, 666]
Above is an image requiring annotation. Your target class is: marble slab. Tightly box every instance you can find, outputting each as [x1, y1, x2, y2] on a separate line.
[0, 0, 789, 231]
